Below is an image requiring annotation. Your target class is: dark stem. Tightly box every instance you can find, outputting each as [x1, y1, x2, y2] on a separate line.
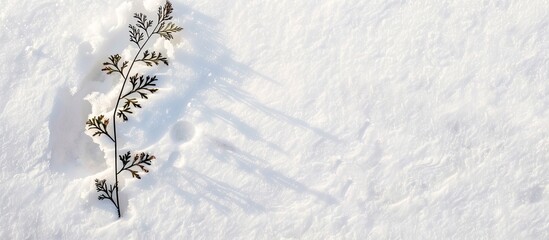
[108, 185, 118, 210]
[111, 22, 161, 218]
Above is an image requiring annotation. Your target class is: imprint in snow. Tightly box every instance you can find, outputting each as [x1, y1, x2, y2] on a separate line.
[518, 185, 544, 204]
[170, 120, 195, 143]
[48, 88, 104, 176]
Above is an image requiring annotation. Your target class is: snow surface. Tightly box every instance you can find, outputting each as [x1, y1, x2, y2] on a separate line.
[1, 0, 548, 239]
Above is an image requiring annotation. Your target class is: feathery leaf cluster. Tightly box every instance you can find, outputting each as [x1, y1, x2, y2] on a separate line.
[86, 115, 114, 141]
[118, 151, 155, 179]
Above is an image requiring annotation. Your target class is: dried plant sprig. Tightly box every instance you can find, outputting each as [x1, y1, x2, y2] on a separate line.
[95, 179, 118, 208]
[87, 1, 182, 218]
[124, 74, 159, 99]
[137, 50, 168, 66]
[157, 22, 183, 40]
[129, 25, 145, 47]
[86, 115, 114, 141]
[134, 13, 154, 35]
[117, 151, 155, 179]
[101, 54, 129, 76]
[158, 1, 175, 21]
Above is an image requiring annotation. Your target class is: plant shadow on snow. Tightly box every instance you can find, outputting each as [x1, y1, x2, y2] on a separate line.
[138, 1, 338, 147]
[158, 152, 266, 214]
[140, 2, 338, 212]
[209, 137, 338, 206]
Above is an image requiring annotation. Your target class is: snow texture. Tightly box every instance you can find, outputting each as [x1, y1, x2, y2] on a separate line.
[0, 0, 548, 239]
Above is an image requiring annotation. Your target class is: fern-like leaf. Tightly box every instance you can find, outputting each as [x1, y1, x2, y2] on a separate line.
[119, 151, 131, 166]
[95, 179, 118, 208]
[154, 1, 182, 40]
[129, 24, 144, 47]
[123, 74, 159, 100]
[116, 74, 158, 121]
[123, 98, 142, 109]
[157, 1, 175, 21]
[137, 50, 168, 66]
[134, 13, 154, 34]
[117, 151, 155, 179]
[86, 115, 114, 141]
[117, 98, 141, 121]
[157, 22, 183, 40]
[101, 54, 128, 76]
[116, 106, 133, 122]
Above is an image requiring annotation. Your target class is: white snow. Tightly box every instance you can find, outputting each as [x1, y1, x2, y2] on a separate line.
[0, 0, 548, 239]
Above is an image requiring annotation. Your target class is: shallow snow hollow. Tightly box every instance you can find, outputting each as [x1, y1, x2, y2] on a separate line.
[0, 0, 547, 239]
